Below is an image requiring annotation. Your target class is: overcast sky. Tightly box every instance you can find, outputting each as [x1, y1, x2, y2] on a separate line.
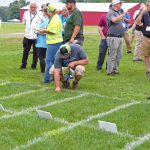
[0, 0, 28, 6]
[0, 0, 60, 7]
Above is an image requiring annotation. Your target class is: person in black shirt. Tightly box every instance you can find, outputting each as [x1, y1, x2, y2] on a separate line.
[136, 0, 150, 77]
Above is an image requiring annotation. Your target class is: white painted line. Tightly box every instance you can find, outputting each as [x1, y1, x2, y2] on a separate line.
[124, 133, 150, 150]
[11, 101, 140, 150]
[0, 81, 10, 86]
[0, 104, 5, 110]
[0, 87, 49, 101]
[65, 89, 136, 102]
[82, 124, 137, 139]
[0, 93, 88, 120]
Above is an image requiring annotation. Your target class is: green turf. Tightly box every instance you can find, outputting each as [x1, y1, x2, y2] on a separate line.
[0, 24, 150, 150]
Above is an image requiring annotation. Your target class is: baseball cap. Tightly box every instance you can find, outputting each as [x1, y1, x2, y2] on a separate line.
[59, 44, 71, 57]
[64, 0, 76, 3]
[47, 4, 57, 12]
[112, 0, 123, 5]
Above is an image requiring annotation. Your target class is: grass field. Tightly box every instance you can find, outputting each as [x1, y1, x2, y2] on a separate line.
[0, 23, 150, 150]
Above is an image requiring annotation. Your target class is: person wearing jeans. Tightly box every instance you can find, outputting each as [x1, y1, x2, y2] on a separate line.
[38, 4, 63, 83]
[96, 15, 108, 70]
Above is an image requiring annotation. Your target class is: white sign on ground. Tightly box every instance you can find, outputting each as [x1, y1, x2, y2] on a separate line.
[98, 120, 118, 133]
[36, 110, 52, 119]
[0, 104, 4, 111]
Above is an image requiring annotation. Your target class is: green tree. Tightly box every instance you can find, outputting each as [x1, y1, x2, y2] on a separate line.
[0, 7, 9, 21]
[9, 0, 29, 20]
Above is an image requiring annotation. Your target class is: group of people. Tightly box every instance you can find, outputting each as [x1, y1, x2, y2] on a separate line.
[19, 0, 150, 94]
[20, 0, 88, 92]
[96, 0, 150, 78]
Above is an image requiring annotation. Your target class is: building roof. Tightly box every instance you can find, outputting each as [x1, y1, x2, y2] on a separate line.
[20, 2, 139, 12]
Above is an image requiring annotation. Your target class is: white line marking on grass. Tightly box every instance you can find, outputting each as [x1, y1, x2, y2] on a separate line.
[0, 81, 10, 86]
[66, 89, 137, 102]
[0, 87, 49, 101]
[0, 93, 88, 120]
[124, 133, 150, 150]
[11, 101, 140, 150]
[82, 124, 137, 139]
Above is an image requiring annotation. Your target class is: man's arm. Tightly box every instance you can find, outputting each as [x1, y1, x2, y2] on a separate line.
[68, 58, 89, 68]
[54, 68, 61, 92]
[69, 25, 80, 43]
[97, 26, 105, 39]
[135, 8, 147, 26]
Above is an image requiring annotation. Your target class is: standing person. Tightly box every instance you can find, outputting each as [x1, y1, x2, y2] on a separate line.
[20, 1, 43, 69]
[38, 4, 63, 83]
[35, 5, 49, 73]
[64, 0, 84, 46]
[133, 5, 145, 61]
[59, 5, 70, 41]
[96, 15, 108, 70]
[106, 0, 127, 75]
[51, 43, 88, 92]
[136, 0, 150, 76]
[122, 12, 132, 53]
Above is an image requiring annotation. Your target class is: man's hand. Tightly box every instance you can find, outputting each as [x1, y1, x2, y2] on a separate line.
[68, 62, 76, 68]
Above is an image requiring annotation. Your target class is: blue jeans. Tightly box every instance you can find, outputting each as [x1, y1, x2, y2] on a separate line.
[44, 42, 62, 82]
[96, 39, 108, 69]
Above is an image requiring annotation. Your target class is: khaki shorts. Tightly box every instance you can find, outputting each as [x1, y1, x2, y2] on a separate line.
[49, 65, 85, 76]
[141, 36, 150, 56]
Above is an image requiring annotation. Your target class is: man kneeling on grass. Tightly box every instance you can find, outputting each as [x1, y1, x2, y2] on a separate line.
[50, 43, 88, 92]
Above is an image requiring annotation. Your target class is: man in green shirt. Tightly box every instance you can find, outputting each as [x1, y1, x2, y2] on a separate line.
[64, 0, 84, 46]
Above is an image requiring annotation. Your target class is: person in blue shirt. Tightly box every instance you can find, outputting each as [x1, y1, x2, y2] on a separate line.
[59, 6, 70, 42]
[51, 43, 88, 92]
[122, 12, 132, 53]
[36, 6, 49, 73]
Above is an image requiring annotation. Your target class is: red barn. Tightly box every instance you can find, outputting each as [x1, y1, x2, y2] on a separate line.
[20, 2, 140, 26]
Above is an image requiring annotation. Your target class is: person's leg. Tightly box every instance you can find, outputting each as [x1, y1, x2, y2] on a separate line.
[133, 30, 142, 61]
[31, 39, 38, 69]
[20, 37, 32, 68]
[72, 65, 85, 89]
[123, 31, 132, 53]
[144, 56, 150, 73]
[107, 37, 118, 74]
[38, 48, 46, 73]
[114, 38, 123, 73]
[96, 39, 108, 70]
[44, 43, 62, 83]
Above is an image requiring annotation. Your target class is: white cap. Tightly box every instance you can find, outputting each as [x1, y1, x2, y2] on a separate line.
[112, 0, 123, 5]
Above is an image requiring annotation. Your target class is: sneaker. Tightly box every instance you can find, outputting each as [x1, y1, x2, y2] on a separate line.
[42, 80, 50, 83]
[20, 65, 26, 69]
[147, 96, 150, 100]
[62, 79, 70, 88]
[107, 72, 116, 76]
[31, 66, 36, 69]
[146, 71, 150, 77]
[133, 58, 142, 62]
[112, 70, 119, 74]
[127, 50, 132, 54]
[72, 81, 78, 89]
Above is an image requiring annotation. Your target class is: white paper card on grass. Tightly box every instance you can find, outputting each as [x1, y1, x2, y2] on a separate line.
[98, 120, 118, 133]
[36, 110, 52, 119]
[0, 104, 4, 111]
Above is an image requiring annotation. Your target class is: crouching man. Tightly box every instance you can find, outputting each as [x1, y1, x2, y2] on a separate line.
[51, 43, 88, 92]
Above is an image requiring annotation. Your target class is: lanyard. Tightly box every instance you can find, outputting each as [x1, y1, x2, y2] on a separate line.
[30, 12, 37, 24]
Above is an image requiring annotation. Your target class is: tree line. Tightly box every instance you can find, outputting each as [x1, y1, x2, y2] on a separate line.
[0, 0, 29, 21]
[0, 0, 142, 22]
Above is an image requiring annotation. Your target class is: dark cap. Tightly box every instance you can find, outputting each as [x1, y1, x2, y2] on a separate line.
[64, 0, 76, 3]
